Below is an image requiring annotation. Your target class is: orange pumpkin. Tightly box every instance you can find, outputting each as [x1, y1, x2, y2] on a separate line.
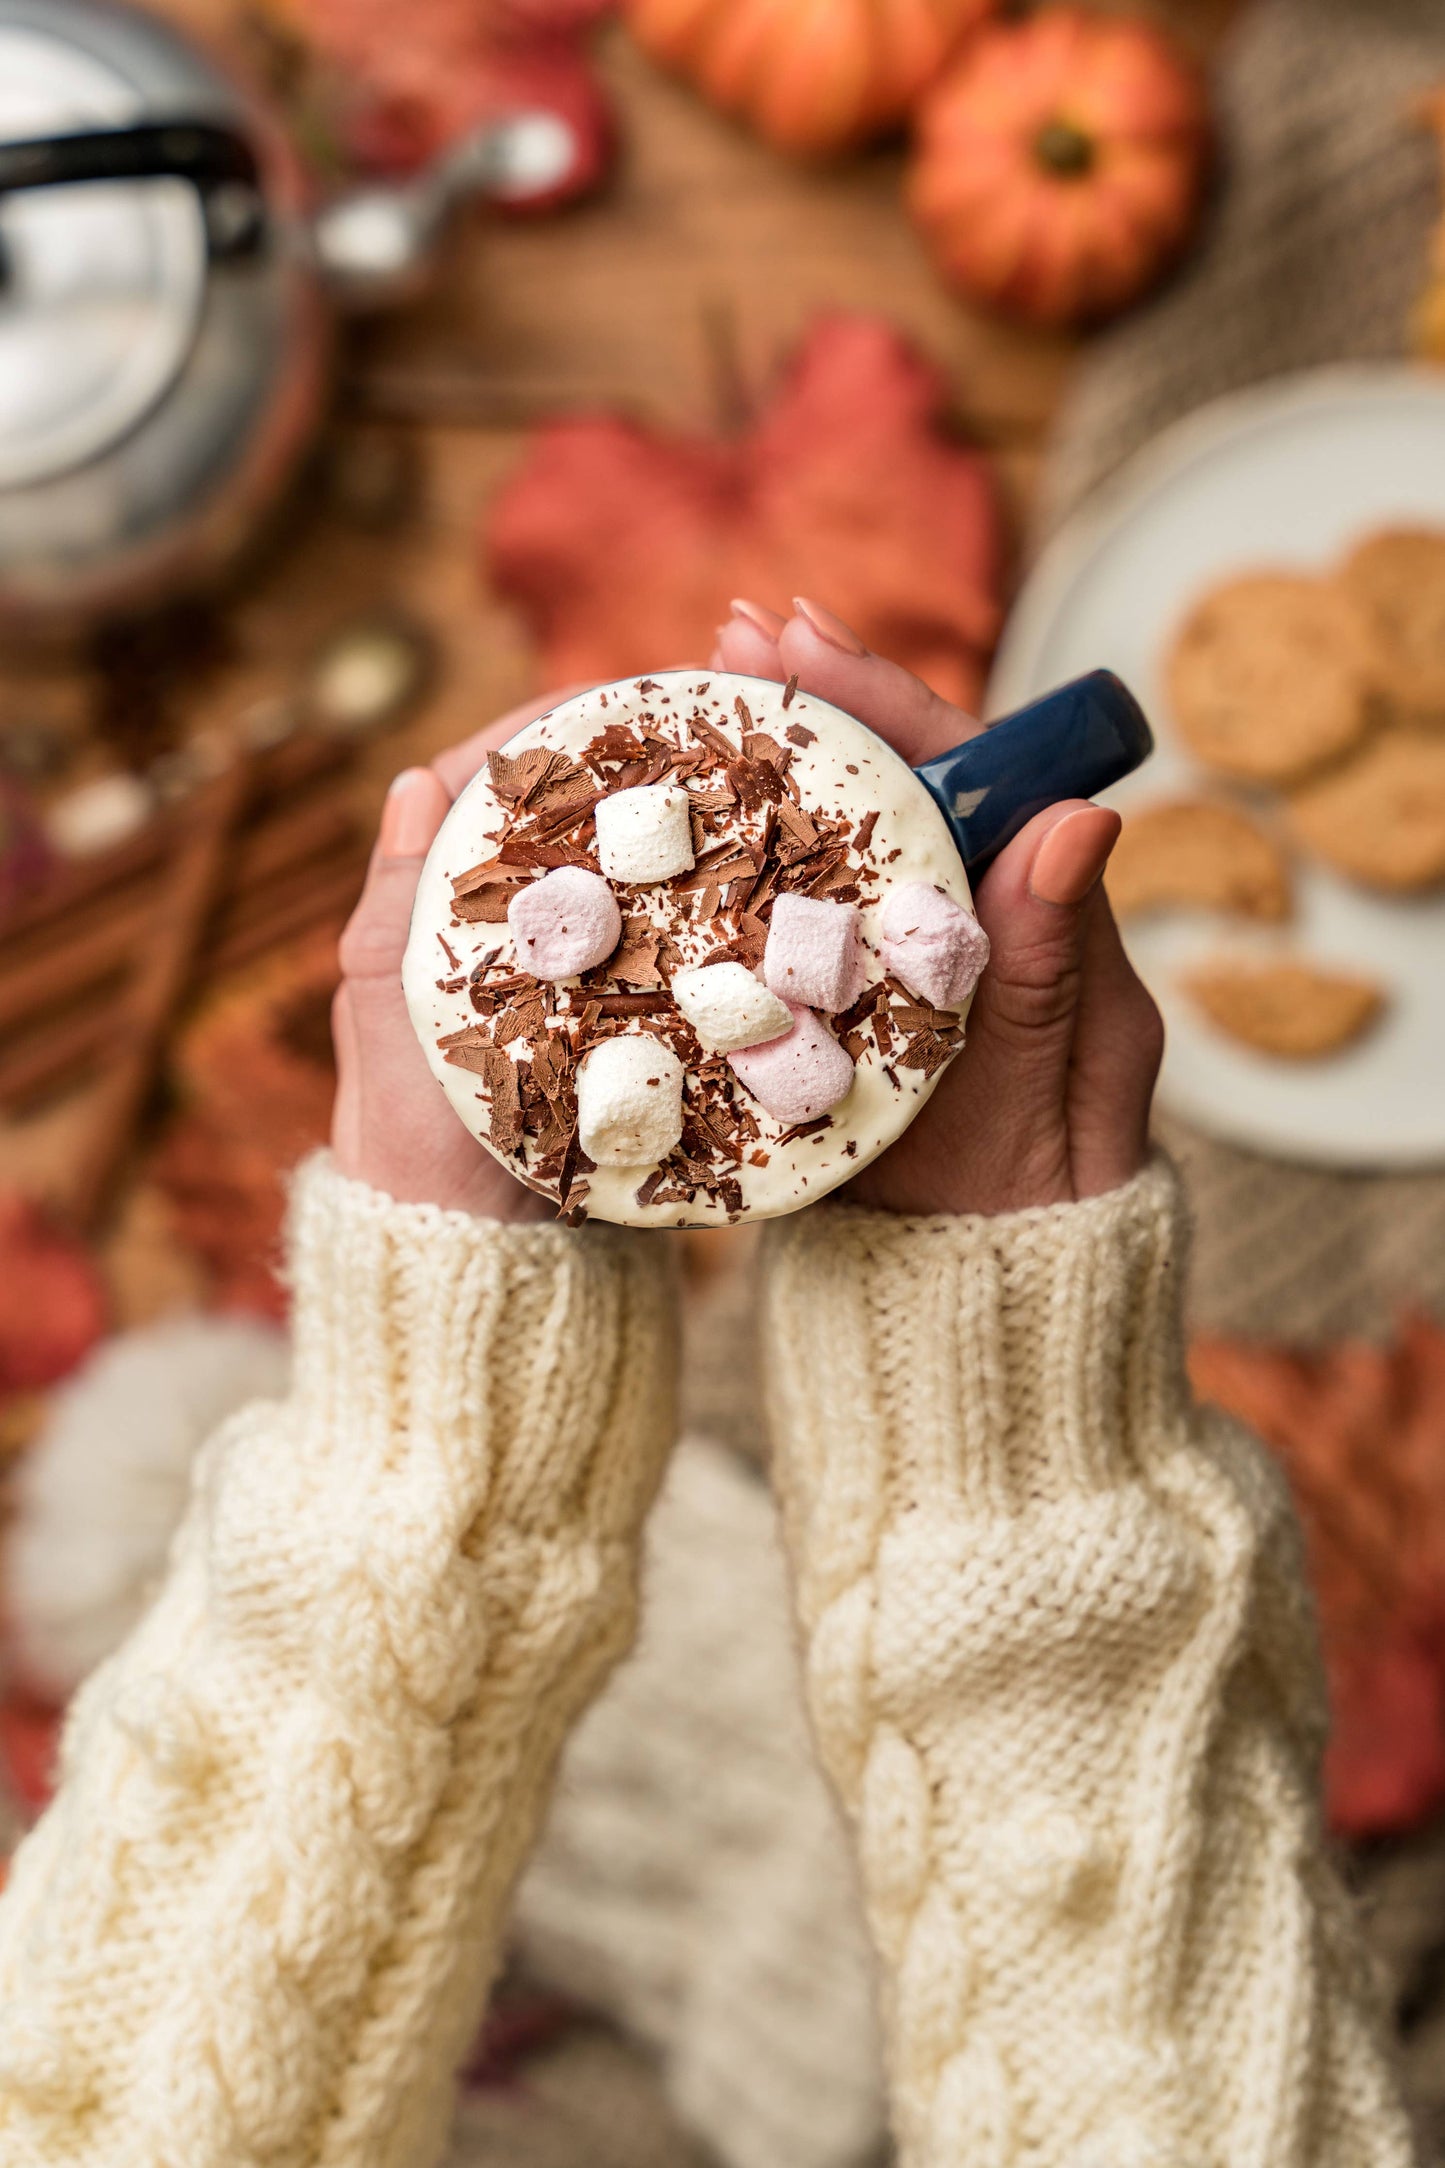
[623, 0, 998, 156]
[907, 7, 1210, 328]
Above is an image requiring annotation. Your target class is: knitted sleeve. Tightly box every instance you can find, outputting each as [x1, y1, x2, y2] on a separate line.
[0, 1153, 676, 2168]
[761, 1157, 1417, 2168]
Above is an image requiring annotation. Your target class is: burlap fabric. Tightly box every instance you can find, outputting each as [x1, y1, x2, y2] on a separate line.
[1045, 0, 1445, 1342]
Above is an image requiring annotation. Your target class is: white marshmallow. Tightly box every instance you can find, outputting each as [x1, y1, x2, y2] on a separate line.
[594, 783, 695, 884]
[671, 962, 793, 1053]
[577, 1035, 685, 1167]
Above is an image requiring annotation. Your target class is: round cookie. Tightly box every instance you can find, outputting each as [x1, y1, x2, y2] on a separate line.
[1166, 573, 1376, 784]
[1106, 798, 1291, 921]
[1339, 527, 1445, 726]
[1182, 958, 1385, 1059]
[1288, 730, 1445, 893]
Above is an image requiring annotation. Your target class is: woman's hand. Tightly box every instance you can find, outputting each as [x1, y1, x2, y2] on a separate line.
[330, 696, 574, 1219]
[715, 598, 1164, 1217]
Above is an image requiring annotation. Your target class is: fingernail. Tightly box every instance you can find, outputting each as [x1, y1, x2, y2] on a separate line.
[708, 646, 725, 670]
[1027, 805, 1122, 907]
[729, 597, 787, 638]
[792, 596, 867, 655]
[380, 768, 437, 857]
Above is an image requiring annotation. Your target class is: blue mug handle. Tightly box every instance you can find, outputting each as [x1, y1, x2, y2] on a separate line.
[913, 669, 1153, 880]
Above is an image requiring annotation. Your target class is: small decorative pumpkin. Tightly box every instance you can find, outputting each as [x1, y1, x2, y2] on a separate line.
[907, 7, 1210, 328]
[1410, 88, 1445, 362]
[623, 0, 998, 157]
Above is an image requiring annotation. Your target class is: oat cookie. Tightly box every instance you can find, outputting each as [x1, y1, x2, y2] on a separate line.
[1340, 527, 1445, 726]
[1107, 799, 1291, 920]
[1183, 958, 1385, 1059]
[1288, 730, 1445, 892]
[1167, 573, 1376, 784]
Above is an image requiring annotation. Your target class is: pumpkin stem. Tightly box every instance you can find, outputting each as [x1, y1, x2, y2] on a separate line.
[1034, 119, 1096, 178]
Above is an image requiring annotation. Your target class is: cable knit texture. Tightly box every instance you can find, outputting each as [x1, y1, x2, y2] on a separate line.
[762, 1158, 1418, 2168]
[0, 1154, 676, 2168]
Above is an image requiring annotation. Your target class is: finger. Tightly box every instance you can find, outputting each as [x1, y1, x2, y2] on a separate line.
[1065, 890, 1164, 1198]
[774, 599, 983, 765]
[959, 800, 1122, 1165]
[329, 982, 362, 1165]
[339, 767, 451, 984]
[431, 683, 596, 798]
[716, 599, 787, 682]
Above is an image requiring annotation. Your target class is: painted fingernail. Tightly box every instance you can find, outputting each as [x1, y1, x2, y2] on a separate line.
[729, 597, 788, 638]
[1027, 805, 1122, 907]
[380, 768, 438, 857]
[792, 596, 868, 655]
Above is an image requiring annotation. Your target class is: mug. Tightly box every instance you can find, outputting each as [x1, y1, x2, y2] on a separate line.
[402, 665, 1152, 1228]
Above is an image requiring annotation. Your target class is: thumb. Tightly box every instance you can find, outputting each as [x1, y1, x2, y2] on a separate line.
[960, 801, 1122, 1189]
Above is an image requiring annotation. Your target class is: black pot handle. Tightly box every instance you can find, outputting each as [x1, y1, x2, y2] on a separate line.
[0, 121, 264, 259]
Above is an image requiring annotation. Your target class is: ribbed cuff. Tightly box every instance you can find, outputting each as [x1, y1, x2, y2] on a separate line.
[762, 1156, 1192, 1516]
[284, 1152, 676, 1515]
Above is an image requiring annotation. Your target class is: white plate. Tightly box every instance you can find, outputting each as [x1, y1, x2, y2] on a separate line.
[988, 366, 1445, 1171]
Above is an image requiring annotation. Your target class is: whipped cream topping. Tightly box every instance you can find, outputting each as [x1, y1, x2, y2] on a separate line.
[402, 671, 983, 1227]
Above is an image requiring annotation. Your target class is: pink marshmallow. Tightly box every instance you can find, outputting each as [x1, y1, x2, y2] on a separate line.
[507, 865, 621, 980]
[879, 882, 989, 1011]
[728, 1004, 855, 1124]
[763, 893, 865, 1015]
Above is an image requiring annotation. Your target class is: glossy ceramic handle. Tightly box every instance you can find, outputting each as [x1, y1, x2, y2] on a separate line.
[913, 669, 1153, 880]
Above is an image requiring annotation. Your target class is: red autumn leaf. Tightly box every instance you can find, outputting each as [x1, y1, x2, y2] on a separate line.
[1190, 1315, 1445, 1839]
[0, 1195, 108, 1396]
[486, 312, 1007, 712]
[268, 0, 614, 205]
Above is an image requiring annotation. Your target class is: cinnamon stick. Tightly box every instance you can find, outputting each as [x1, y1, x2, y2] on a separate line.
[0, 731, 355, 948]
[63, 757, 251, 1233]
[0, 846, 368, 1114]
[0, 793, 359, 1037]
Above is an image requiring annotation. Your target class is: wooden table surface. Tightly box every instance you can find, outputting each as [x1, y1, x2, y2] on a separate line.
[0, 0, 1236, 1303]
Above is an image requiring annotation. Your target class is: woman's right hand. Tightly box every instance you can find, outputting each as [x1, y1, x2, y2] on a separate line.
[329, 696, 576, 1220]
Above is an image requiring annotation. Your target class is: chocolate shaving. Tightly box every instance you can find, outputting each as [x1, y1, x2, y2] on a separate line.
[454, 886, 522, 923]
[742, 731, 788, 769]
[611, 918, 664, 987]
[478, 1049, 522, 1150]
[634, 1168, 666, 1208]
[596, 991, 673, 1016]
[854, 809, 879, 852]
[781, 676, 800, 710]
[438, 933, 460, 968]
[687, 711, 738, 761]
[452, 857, 516, 898]
[487, 745, 555, 804]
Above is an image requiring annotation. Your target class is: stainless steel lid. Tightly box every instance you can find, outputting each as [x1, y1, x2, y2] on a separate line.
[0, 22, 207, 489]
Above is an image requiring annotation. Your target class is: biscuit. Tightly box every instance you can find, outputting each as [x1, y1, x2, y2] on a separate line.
[1340, 527, 1445, 726]
[1106, 799, 1291, 920]
[1288, 729, 1445, 892]
[1167, 574, 1376, 783]
[1182, 958, 1385, 1059]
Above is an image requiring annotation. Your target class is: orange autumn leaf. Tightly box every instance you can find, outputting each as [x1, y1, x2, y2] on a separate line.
[149, 938, 339, 1319]
[486, 312, 1007, 713]
[1190, 1316, 1445, 1839]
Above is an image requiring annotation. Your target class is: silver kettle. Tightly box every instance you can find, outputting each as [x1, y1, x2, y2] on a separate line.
[0, 0, 575, 639]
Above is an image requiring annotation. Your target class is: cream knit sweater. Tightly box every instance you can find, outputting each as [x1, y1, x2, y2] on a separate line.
[0, 1157, 676, 2168]
[0, 1153, 1417, 2167]
[763, 1160, 1417, 2168]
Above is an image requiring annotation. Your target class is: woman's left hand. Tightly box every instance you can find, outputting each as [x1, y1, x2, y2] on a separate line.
[714, 599, 1164, 1218]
